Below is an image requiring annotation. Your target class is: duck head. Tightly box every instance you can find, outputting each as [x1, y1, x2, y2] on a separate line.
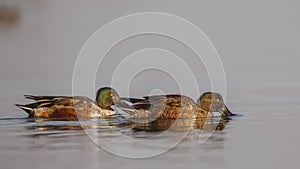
[96, 87, 120, 110]
[197, 92, 232, 116]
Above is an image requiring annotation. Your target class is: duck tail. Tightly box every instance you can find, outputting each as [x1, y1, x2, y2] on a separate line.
[15, 104, 34, 117]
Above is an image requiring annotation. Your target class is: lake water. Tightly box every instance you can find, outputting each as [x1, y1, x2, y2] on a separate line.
[1, 76, 299, 169]
[1, 1, 300, 169]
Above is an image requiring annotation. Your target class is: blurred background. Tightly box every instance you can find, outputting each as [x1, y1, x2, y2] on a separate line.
[1, 0, 299, 110]
[0, 0, 299, 169]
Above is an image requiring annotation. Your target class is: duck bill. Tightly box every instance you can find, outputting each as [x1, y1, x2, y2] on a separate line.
[220, 105, 233, 116]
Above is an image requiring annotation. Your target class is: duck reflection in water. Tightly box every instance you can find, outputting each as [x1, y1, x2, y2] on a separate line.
[128, 116, 231, 132]
[24, 117, 128, 134]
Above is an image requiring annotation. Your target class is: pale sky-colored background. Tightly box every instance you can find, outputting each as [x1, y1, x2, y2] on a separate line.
[1, 0, 299, 104]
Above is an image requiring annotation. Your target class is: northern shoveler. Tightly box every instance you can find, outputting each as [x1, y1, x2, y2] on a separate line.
[118, 92, 232, 120]
[16, 87, 123, 120]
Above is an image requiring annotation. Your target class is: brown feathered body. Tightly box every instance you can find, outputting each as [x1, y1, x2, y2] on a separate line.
[16, 95, 114, 120]
[121, 95, 202, 119]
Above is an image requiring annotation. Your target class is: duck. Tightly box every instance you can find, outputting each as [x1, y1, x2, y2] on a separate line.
[15, 87, 124, 120]
[117, 92, 233, 120]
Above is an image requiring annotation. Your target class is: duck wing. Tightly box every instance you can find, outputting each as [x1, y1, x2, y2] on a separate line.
[131, 95, 183, 110]
[24, 95, 73, 103]
[24, 95, 96, 106]
[119, 95, 195, 119]
[16, 95, 97, 117]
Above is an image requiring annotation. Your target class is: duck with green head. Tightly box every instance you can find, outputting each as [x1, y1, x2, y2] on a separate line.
[16, 87, 123, 120]
[117, 92, 233, 120]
